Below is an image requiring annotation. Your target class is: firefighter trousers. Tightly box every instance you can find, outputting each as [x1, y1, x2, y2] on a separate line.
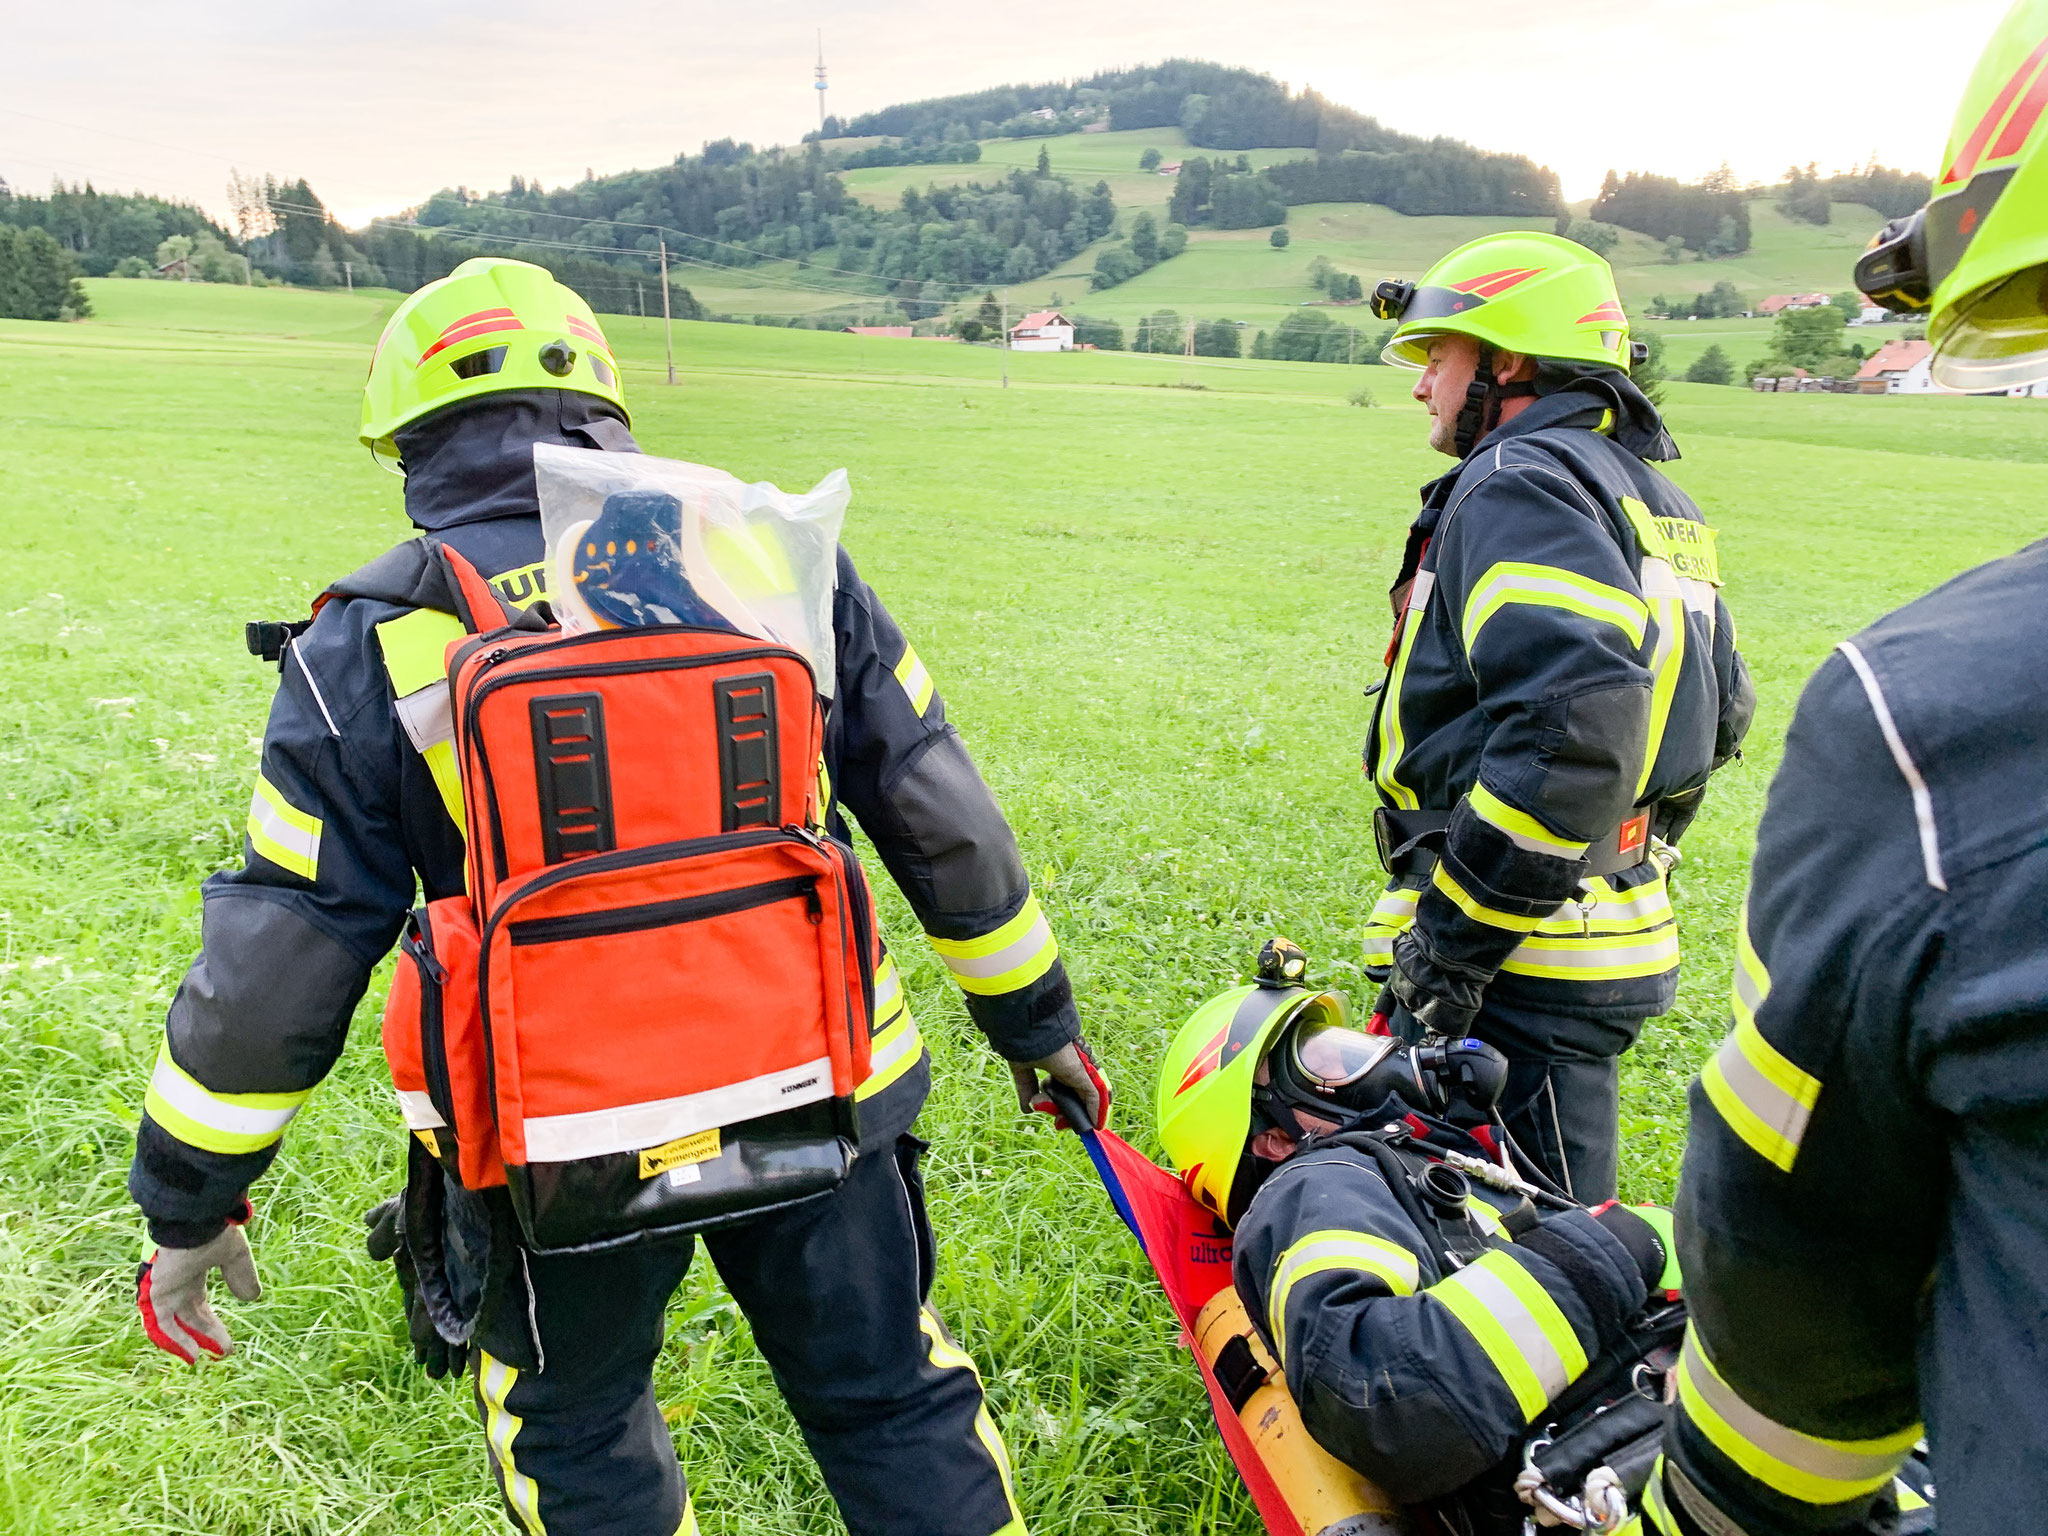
[468, 1133, 1025, 1536]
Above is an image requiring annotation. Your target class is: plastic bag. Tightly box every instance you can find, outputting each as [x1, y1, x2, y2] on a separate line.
[533, 443, 849, 695]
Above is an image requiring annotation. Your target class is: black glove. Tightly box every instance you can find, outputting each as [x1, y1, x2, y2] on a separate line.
[1386, 931, 1487, 1037]
[364, 1194, 468, 1380]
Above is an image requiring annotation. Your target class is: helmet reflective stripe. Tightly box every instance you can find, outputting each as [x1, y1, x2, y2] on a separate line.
[1381, 231, 1632, 372]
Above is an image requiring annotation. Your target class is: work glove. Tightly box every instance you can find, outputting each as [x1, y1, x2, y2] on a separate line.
[364, 1193, 468, 1379]
[1592, 1202, 1683, 1297]
[136, 1197, 260, 1363]
[1011, 1038, 1113, 1132]
[1386, 931, 1487, 1037]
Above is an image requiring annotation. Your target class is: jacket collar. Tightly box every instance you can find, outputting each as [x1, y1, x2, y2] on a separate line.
[395, 389, 640, 532]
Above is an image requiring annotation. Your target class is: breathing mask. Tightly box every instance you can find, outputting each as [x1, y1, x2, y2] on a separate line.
[1255, 1011, 1510, 1143]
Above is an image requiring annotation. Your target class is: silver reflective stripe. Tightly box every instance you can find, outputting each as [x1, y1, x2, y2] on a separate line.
[147, 1053, 303, 1138]
[522, 1056, 833, 1162]
[1835, 640, 1945, 892]
[396, 1089, 447, 1130]
[1709, 1032, 1813, 1158]
[874, 960, 903, 1014]
[866, 1015, 922, 1081]
[1680, 575, 1718, 625]
[940, 911, 1054, 982]
[1407, 569, 1436, 613]
[1508, 928, 1679, 969]
[1445, 1255, 1573, 1402]
[1682, 1333, 1911, 1488]
[393, 680, 454, 754]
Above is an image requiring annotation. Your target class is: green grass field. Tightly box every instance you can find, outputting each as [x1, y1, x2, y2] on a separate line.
[3, 281, 2042, 1533]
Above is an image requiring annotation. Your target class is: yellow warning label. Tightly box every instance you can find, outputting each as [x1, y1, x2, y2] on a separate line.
[639, 1129, 722, 1180]
[1654, 517, 1721, 586]
[417, 1128, 442, 1159]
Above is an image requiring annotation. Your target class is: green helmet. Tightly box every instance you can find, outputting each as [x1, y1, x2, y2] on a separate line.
[1857, 0, 2048, 389]
[1374, 231, 1632, 371]
[1155, 981, 1350, 1225]
[360, 258, 628, 463]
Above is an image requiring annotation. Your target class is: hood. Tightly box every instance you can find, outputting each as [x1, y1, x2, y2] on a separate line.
[1522, 363, 1679, 462]
[394, 388, 641, 532]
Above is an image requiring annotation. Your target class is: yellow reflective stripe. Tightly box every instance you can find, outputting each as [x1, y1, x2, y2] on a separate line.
[1465, 1197, 1509, 1240]
[422, 740, 465, 829]
[674, 1494, 699, 1536]
[919, 1309, 1026, 1531]
[1895, 1478, 1928, 1512]
[1498, 925, 1680, 980]
[1529, 876, 1674, 937]
[477, 1350, 548, 1534]
[142, 1038, 311, 1155]
[1374, 570, 1433, 811]
[247, 773, 321, 880]
[1429, 1250, 1588, 1422]
[1461, 562, 1648, 654]
[858, 956, 926, 1100]
[1700, 1014, 1821, 1173]
[926, 894, 1058, 996]
[1675, 1329, 1917, 1506]
[1641, 1456, 1679, 1536]
[1267, 1229, 1420, 1365]
[1469, 783, 1589, 856]
[375, 607, 466, 699]
[1618, 498, 1685, 798]
[1731, 906, 1772, 1027]
[1362, 885, 1419, 966]
[1430, 863, 1547, 934]
[894, 644, 936, 716]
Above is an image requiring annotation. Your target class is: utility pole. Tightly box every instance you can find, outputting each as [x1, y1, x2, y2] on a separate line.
[344, 260, 353, 293]
[1000, 296, 1009, 389]
[814, 32, 829, 134]
[659, 240, 676, 385]
[241, 254, 252, 287]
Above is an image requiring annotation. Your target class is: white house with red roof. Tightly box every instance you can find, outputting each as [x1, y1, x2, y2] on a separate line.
[1757, 293, 1831, 316]
[1008, 310, 1075, 351]
[1855, 338, 1936, 393]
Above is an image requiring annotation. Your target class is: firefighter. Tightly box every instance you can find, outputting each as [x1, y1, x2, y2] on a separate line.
[1155, 955, 1681, 1527]
[1362, 234, 1754, 1202]
[128, 257, 1110, 1536]
[1649, 7, 2048, 1533]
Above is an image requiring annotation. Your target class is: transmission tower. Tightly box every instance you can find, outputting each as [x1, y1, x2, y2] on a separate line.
[814, 31, 829, 132]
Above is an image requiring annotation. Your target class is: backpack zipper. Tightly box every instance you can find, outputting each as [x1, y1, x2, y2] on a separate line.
[398, 911, 458, 1141]
[508, 874, 820, 946]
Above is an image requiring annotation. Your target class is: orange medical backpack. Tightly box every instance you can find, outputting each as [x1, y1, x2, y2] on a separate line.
[380, 545, 873, 1251]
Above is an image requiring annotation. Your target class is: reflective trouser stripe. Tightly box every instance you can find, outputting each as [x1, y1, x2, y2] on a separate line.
[247, 773, 322, 879]
[143, 1038, 310, 1155]
[859, 954, 926, 1101]
[926, 894, 1059, 997]
[1267, 1229, 1419, 1366]
[1496, 925, 1681, 981]
[675, 1495, 698, 1536]
[894, 644, 936, 716]
[1469, 782, 1589, 855]
[1428, 1250, 1588, 1421]
[918, 1308, 1028, 1534]
[478, 1350, 548, 1535]
[1674, 1328, 1918, 1506]
[1461, 561, 1649, 652]
[1366, 876, 1677, 975]
[1640, 1456, 1680, 1535]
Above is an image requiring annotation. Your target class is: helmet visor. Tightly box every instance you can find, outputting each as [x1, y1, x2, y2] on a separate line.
[1290, 1015, 1396, 1089]
[1932, 264, 2048, 391]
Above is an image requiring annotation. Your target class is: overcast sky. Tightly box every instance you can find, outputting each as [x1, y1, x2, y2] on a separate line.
[6, 0, 2008, 226]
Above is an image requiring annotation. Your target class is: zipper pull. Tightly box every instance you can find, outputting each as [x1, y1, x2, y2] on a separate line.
[805, 885, 824, 924]
[785, 822, 824, 849]
[1577, 891, 1596, 938]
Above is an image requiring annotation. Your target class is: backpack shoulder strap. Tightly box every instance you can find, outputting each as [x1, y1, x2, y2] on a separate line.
[310, 535, 542, 636]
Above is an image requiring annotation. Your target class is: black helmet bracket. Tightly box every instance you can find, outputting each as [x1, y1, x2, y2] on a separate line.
[1855, 209, 1935, 315]
[1454, 343, 1541, 459]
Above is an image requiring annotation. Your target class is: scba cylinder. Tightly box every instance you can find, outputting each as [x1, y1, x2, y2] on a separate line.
[1192, 1286, 1412, 1536]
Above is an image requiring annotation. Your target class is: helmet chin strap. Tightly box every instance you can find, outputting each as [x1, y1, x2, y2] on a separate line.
[1452, 343, 1540, 459]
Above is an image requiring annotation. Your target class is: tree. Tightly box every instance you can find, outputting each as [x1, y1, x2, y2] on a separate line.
[0, 225, 91, 319]
[154, 234, 194, 272]
[1703, 214, 1743, 259]
[1159, 222, 1188, 260]
[1830, 290, 1865, 321]
[1035, 146, 1051, 178]
[1345, 273, 1364, 301]
[1137, 309, 1184, 353]
[1090, 245, 1142, 290]
[1663, 234, 1688, 264]
[1139, 147, 1163, 171]
[1701, 280, 1745, 319]
[1270, 226, 1290, 248]
[1565, 220, 1621, 258]
[977, 290, 1002, 333]
[1130, 211, 1159, 266]
[1072, 314, 1124, 349]
[956, 319, 986, 342]
[1196, 317, 1241, 357]
[1775, 304, 1848, 369]
[1780, 162, 1831, 225]
[1685, 344, 1735, 386]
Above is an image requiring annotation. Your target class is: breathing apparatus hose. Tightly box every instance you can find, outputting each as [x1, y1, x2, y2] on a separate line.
[1491, 1111, 1579, 1207]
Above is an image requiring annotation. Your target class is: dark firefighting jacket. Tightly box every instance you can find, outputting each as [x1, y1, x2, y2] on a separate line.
[1363, 376, 1753, 1026]
[128, 390, 1080, 1246]
[1651, 543, 2048, 1536]
[1234, 1118, 1655, 1506]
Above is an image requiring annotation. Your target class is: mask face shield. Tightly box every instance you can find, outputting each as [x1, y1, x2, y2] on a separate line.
[1290, 1013, 1399, 1091]
[1931, 264, 2048, 390]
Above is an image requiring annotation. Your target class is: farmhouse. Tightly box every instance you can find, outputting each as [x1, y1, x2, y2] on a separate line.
[1157, 161, 1183, 175]
[1854, 339, 1935, 394]
[843, 325, 916, 338]
[1757, 293, 1831, 316]
[1008, 310, 1075, 351]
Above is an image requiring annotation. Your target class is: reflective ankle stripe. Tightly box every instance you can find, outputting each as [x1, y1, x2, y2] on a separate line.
[477, 1350, 547, 1534]
[918, 1308, 1026, 1532]
[1428, 1249, 1589, 1421]
[926, 894, 1059, 997]
[144, 1039, 310, 1155]
[1674, 1327, 1917, 1507]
